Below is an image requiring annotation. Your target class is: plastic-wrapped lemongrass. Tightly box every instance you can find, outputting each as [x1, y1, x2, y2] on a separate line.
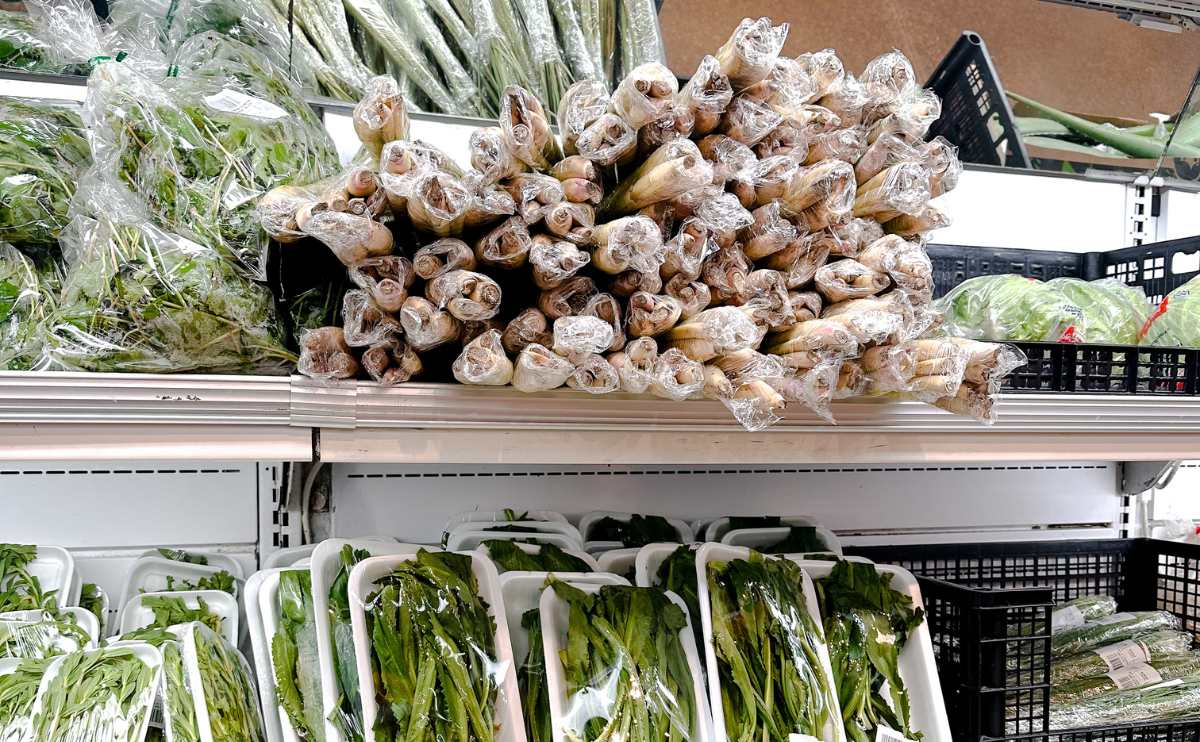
[272, 0, 372, 95]
[600, 139, 714, 215]
[258, 0, 366, 99]
[598, 0, 617, 82]
[618, 0, 666, 74]
[393, 0, 481, 114]
[549, 0, 599, 82]
[343, 0, 458, 112]
[513, 0, 575, 110]
[573, 0, 604, 81]
[464, 0, 538, 112]
[424, 0, 476, 58]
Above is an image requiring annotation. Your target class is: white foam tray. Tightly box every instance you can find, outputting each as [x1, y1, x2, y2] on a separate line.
[477, 541, 599, 575]
[540, 581, 712, 742]
[347, 551, 526, 742]
[244, 569, 285, 742]
[23, 545, 76, 611]
[594, 548, 639, 578]
[498, 571, 626, 668]
[452, 529, 583, 552]
[447, 510, 569, 530]
[309, 538, 427, 742]
[720, 525, 843, 555]
[120, 556, 242, 611]
[29, 642, 163, 742]
[695, 543, 845, 742]
[118, 589, 238, 646]
[263, 544, 318, 570]
[445, 520, 583, 548]
[578, 511, 694, 545]
[794, 560, 951, 742]
[704, 515, 818, 542]
[0, 607, 98, 655]
[138, 549, 246, 580]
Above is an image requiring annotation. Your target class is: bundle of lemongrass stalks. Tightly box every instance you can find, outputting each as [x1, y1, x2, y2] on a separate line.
[263, 18, 1025, 430]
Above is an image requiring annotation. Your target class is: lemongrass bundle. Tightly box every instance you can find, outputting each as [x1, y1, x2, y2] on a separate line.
[713, 348, 785, 387]
[471, 127, 527, 184]
[609, 269, 663, 297]
[755, 124, 808, 158]
[413, 239, 477, 280]
[541, 202, 595, 243]
[575, 113, 638, 167]
[805, 127, 868, 164]
[427, 270, 503, 321]
[665, 306, 764, 362]
[298, 210, 394, 266]
[701, 244, 751, 302]
[785, 104, 843, 137]
[464, 185, 518, 228]
[567, 353, 620, 394]
[380, 139, 464, 178]
[719, 96, 784, 146]
[697, 134, 757, 187]
[582, 292, 625, 351]
[400, 295, 461, 351]
[561, 177, 603, 205]
[608, 336, 657, 393]
[611, 61, 677, 129]
[778, 159, 856, 217]
[797, 49, 845, 99]
[787, 291, 822, 324]
[512, 0, 573, 109]
[500, 85, 563, 170]
[763, 234, 831, 288]
[702, 364, 734, 400]
[861, 343, 917, 394]
[715, 17, 789, 90]
[512, 343, 574, 391]
[637, 103, 697, 158]
[298, 327, 360, 380]
[530, 237, 591, 288]
[342, 290, 403, 347]
[362, 336, 423, 385]
[765, 318, 858, 358]
[820, 295, 907, 345]
[353, 76, 411, 157]
[460, 319, 505, 345]
[558, 80, 612, 155]
[922, 136, 963, 197]
[751, 154, 804, 205]
[601, 139, 714, 215]
[502, 307, 553, 353]
[831, 217, 885, 257]
[538, 275, 598, 319]
[453, 329, 514, 385]
[476, 216, 532, 269]
[553, 314, 615, 356]
[626, 291, 683, 337]
[660, 218, 714, 280]
[590, 216, 665, 274]
[933, 381, 994, 421]
[681, 55, 734, 136]
[549, 0, 599, 82]
[650, 347, 706, 400]
[665, 274, 712, 320]
[814, 259, 891, 303]
[393, 0, 479, 114]
[742, 202, 798, 260]
[744, 57, 820, 113]
[343, 0, 458, 111]
[884, 205, 950, 238]
[858, 235, 933, 296]
[817, 73, 867, 127]
[731, 268, 792, 328]
[853, 161, 932, 221]
[406, 171, 473, 236]
[503, 173, 565, 223]
[348, 256, 415, 313]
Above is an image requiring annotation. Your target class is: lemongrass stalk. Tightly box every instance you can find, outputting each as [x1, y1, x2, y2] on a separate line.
[393, 0, 481, 114]
[573, 0, 603, 79]
[343, 0, 458, 111]
[549, 0, 599, 82]
[1008, 91, 1200, 158]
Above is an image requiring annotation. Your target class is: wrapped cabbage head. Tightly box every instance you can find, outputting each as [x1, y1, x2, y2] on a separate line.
[1047, 277, 1150, 345]
[1140, 275, 1200, 348]
[936, 274, 1085, 342]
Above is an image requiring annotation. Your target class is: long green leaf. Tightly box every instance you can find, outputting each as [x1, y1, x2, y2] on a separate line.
[1008, 92, 1200, 158]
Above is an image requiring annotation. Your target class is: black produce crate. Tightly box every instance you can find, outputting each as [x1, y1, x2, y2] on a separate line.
[1002, 342, 1200, 395]
[845, 539, 1200, 742]
[925, 32, 1030, 170]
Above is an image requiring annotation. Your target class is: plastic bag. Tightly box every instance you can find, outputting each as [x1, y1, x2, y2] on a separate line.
[682, 55, 734, 137]
[552, 314, 614, 356]
[936, 275, 1087, 343]
[1049, 676, 1200, 730]
[1053, 611, 1181, 658]
[298, 327, 360, 380]
[502, 307, 553, 353]
[666, 306, 765, 362]
[714, 17, 789, 90]
[815, 259, 891, 303]
[1050, 629, 1193, 686]
[612, 61, 677, 129]
[1044, 277, 1150, 345]
[0, 244, 56, 371]
[608, 336, 657, 393]
[591, 216, 665, 274]
[797, 49, 845, 99]
[1139, 275, 1200, 347]
[626, 291, 683, 338]
[512, 343, 574, 392]
[566, 352, 620, 394]
[29, 644, 161, 741]
[649, 347, 705, 400]
[0, 610, 90, 659]
[0, 9, 60, 73]
[453, 328, 514, 385]
[400, 296, 460, 351]
[0, 98, 90, 249]
[426, 269, 502, 321]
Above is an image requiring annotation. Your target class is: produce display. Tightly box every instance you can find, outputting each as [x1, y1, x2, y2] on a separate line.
[0, 610, 91, 659]
[30, 646, 158, 741]
[547, 581, 699, 742]
[815, 560, 925, 742]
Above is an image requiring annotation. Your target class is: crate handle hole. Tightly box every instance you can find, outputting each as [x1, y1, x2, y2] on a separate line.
[1171, 250, 1199, 276]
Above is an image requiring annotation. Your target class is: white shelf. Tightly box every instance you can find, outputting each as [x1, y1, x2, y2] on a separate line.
[5, 371, 1193, 463]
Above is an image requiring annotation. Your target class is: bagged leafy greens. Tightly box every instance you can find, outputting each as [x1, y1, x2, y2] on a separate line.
[0, 98, 90, 251]
[1140, 275, 1200, 348]
[30, 645, 160, 741]
[0, 610, 91, 659]
[1051, 652, 1200, 705]
[0, 656, 51, 741]
[936, 274, 1085, 343]
[481, 540, 592, 573]
[706, 551, 836, 740]
[0, 247, 57, 370]
[1046, 278, 1150, 345]
[815, 560, 925, 742]
[1050, 676, 1200, 729]
[328, 544, 368, 741]
[361, 550, 503, 742]
[1051, 629, 1193, 685]
[1052, 611, 1181, 658]
[0, 9, 59, 72]
[271, 569, 325, 740]
[548, 581, 699, 741]
[185, 621, 266, 741]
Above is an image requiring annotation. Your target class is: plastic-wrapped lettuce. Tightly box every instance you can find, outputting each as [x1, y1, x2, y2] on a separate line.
[1140, 275, 1200, 348]
[1047, 278, 1149, 345]
[84, 34, 339, 280]
[0, 98, 91, 250]
[937, 275, 1084, 342]
[0, 9, 58, 72]
[0, 244, 58, 370]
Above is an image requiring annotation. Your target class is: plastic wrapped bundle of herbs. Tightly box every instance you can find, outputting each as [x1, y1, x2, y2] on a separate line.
[328, 544, 369, 741]
[1050, 676, 1200, 729]
[187, 621, 266, 741]
[1051, 629, 1193, 685]
[815, 559, 926, 742]
[0, 98, 90, 250]
[84, 34, 339, 280]
[362, 550, 502, 742]
[271, 570, 325, 740]
[706, 552, 836, 741]
[1052, 611, 1181, 658]
[43, 176, 294, 374]
[0, 656, 51, 741]
[519, 608, 550, 742]
[655, 544, 704, 664]
[0, 9, 57, 72]
[1051, 652, 1200, 706]
[548, 581, 698, 742]
[30, 645, 159, 741]
[481, 540, 592, 573]
[0, 244, 58, 370]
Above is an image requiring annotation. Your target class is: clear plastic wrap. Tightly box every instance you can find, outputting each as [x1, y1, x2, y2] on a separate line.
[719, 96, 784, 146]
[1052, 611, 1183, 658]
[566, 352, 620, 394]
[538, 275, 598, 319]
[865, 89, 942, 143]
[855, 130, 920, 183]
[1051, 629, 1193, 686]
[861, 343, 917, 395]
[0, 244, 56, 371]
[360, 336, 422, 384]
[626, 291, 683, 337]
[922, 136, 962, 197]
[673, 189, 753, 241]
[267, 570, 324, 738]
[760, 234, 832, 290]
[743, 57, 820, 114]
[413, 238, 478, 280]
[582, 292, 625, 351]
[932, 380, 997, 423]
[787, 290, 823, 325]
[1139, 275, 1200, 347]
[741, 202, 798, 261]
[701, 243, 752, 302]
[612, 61, 677, 129]
[852, 161, 932, 221]
[804, 127, 868, 165]
[682, 55, 734, 137]
[797, 49, 845, 99]
[400, 295, 460, 351]
[0, 610, 90, 659]
[541, 200, 595, 244]
[706, 553, 837, 740]
[1049, 676, 1200, 729]
[822, 294, 910, 345]
[608, 336, 657, 393]
[0, 655, 48, 741]
[29, 645, 160, 741]
[502, 307, 553, 354]
[618, 0, 666, 72]
[512, 342, 574, 392]
[602, 139, 714, 215]
[575, 113, 639, 168]
[754, 123, 809, 159]
[1051, 653, 1200, 707]
[552, 314, 615, 356]
[470, 126, 528, 184]
[591, 215, 666, 274]
[530, 237, 591, 289]
[814, 258, 890, 303]
[500, 85, 563, 170]
[405, 170, 474, 236]
[661, 217, 716, 280]
[0, 98, 90, 249]
[714, 17, 789, 90]
[749, 153, 801, 205]
[380, 138, 464, 178]
[548, 581, 699, 740]
[765, 318, 859, 359]
[665, 274, 713, 321]
[666, 305, 765, 362]
[649, 347, 705, 400]
[426, 269, 503, 321]
[300, 209, 394, 266]
[347, 255, 414, 313]
[777, 159, 856, 224]
[610, 269, 663, 298]
[817, 74, 867, 128]
[696, 134, 756, 187]
[858, 235, 933, 296]
[830, 217, 885, 258]
[1047, 277, 1151, 346]
[352, 76, 411, 157]
[883, 204, 951, 238]
[0, 8, 59, 73]
[475, 216, 533, 269]
[557, 80, 610, 155]
[342, 289, 402, 347]
[453, 328, 514, 384]
[731, 268, 792, 329]
[936, 275, 1087, 343]
[298, 327, 360, 380]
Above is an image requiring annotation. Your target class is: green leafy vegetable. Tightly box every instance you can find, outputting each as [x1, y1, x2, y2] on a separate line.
[1050, 629, 1192, 685]
[191, 622, 266, 741]
[0, 10, 59, 73]
[482, 540, 592, 573]
[271, 570, 325, 740]
[655, 545, 704, 665]
[328, 545, 370, 742]
[162, 570, 237, 595]
[0, 244, 58, 370]
[140, 595, 223, 635]
[0, 612, 92, 659]
[519, 608, 550, 742]
[0, 543, 55, 613]
[1052, 611, 1180, 658]
[157, 549, 210, 566]
[937, 274, 1086, 343]
[1050, 675, 1200, 728]
[0, 656, 53, 740]
[364, 549, 500, 742]
[162, 640, 202, 742]
[589, 514, 680, 547]
[815, 560, 926, 742]
[1008, 92, 1200, 159]
[1051, 652, 1200, 705]
[1046, 279, 1150, 345]
[31, 646, 158, 742]
[706, 552, 836, 740]
[1140, 275, 1200, 348]
[549, 581, 697, 742]
[761, 526, 828, 554]
[79, 583, 105, 626]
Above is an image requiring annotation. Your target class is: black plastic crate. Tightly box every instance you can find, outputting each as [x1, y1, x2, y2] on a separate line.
[925, 32, 1030, 170]
[1002, 342, 1200, 395]
[845, 539, 1200, 742]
